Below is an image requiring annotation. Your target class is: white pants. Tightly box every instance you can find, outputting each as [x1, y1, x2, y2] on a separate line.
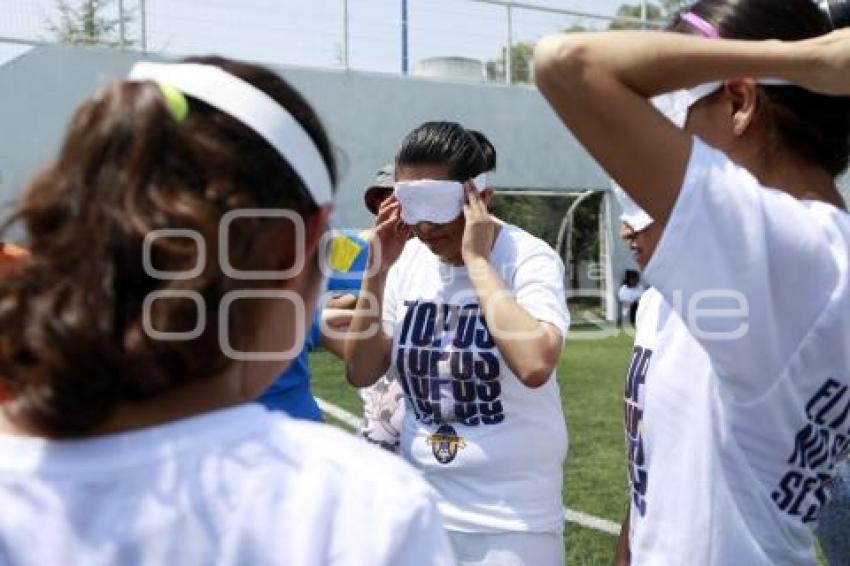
[448, 531, 565, 566]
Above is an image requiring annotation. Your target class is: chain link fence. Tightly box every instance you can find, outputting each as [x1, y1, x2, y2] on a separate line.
[0, 0, 676, 82]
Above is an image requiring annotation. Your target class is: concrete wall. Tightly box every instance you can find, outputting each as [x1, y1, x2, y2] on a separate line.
[0, 45, 611, 229]
[0, 45, 634, 322]
[0, 47, 147, 222]
[3, 46, 846, 323]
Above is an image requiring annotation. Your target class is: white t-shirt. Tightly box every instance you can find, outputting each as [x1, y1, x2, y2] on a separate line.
[618, 284, 645, 304]
[627, 138, 850, 565]
[382, 223, 570, 534]
[0, 404, 455, 566]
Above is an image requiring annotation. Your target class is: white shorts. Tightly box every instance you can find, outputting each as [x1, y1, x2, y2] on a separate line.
[448, 531, 564, 566]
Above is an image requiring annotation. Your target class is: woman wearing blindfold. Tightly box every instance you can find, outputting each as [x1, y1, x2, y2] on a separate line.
[535, 0, 850, 564]
[346, 122, 570, 566]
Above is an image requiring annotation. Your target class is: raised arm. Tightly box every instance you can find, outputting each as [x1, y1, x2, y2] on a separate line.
[344, 197, 411, 387]
[534, 29, 850, 398]
[463, 185, 568, 388]
[615, 510, 631, 566]
[318, 308, 354, 360]
[532, 30, 816, 223]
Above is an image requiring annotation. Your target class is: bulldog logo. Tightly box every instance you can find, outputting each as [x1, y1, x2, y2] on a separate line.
[427, 424, 466, 464]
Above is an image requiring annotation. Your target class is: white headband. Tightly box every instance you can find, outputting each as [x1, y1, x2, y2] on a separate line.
[654, 79, 795, 128]
[614, 78, 795, 230]
[394, 174, 487, 225]
[127, 62, 333, 206]
[613, 182, 653, 233]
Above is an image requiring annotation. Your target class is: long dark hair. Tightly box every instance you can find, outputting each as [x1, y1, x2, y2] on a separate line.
[0, 56, 336, 436]
[671, 0, 850, 177]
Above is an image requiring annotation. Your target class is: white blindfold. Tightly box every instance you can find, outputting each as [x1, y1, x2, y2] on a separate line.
[395, 174, 486, 225]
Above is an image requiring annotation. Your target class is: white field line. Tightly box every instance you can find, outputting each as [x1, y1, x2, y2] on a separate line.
[315, 397, 621, 537]
[316, 397, 363, 430]
[564, 509, 620, 536]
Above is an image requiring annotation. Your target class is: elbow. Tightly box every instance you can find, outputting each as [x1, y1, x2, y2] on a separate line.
[517, 364, 555, 389]
[344, 360, 381, 389]
[533, 33, 590, 93]
[515, 338, 563, 388]
[344, 337, 389, 388]
[345, 363, 371, 388]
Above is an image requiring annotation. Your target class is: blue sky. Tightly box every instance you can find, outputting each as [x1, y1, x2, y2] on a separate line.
[1, 0, 642, 73]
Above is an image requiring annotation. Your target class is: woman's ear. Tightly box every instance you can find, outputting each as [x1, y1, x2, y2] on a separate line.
[725, 79, 761, 138]
[304, 204, 333, 260]
[480, 188, 495, 206]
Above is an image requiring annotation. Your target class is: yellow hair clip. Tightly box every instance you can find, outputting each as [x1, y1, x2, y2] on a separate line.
[157, 83, 189, 123]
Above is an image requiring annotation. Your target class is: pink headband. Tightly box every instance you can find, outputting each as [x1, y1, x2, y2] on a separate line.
[681, 12, 720, 39]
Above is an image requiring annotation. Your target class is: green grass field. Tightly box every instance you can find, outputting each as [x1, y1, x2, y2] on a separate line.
[309, 331, 827, 565]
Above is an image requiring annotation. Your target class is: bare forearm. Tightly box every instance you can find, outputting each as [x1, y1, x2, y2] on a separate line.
[534, 32, 815, 222]
[535, 31, 805, 99]
[319, 308, 354, 360]
[320, 332, 347, 360]
[344, 269, 391, 387]
[614, 511, 631, 566]
[466, 258, 561, 388]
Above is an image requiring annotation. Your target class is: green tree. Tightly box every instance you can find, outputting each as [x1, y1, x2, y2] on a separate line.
[608, 2, 665, 30]
[486, 25, 586, 84]
[488, 192, 602, 262]
[488, 191, 604, 292]
[47, 0, 134, 47]
[660, 0, 686, 14]
[485, 42, 535, 84]
[608, 1, 686, 30]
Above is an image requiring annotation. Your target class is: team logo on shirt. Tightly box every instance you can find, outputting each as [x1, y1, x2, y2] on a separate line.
[427, 424, 466, 464]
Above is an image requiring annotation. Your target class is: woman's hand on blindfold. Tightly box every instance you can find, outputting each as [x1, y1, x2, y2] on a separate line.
[369, 195, 411, 274]
[461, 182, 497, 264]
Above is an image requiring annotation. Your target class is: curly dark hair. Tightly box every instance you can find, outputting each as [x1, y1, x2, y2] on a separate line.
[0, 56, 336, 436]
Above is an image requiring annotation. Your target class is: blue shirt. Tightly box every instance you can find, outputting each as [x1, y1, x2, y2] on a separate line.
[326, 230, 369, 292]
[257, 314, 323, 421]
[257, 230, 369, 421]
